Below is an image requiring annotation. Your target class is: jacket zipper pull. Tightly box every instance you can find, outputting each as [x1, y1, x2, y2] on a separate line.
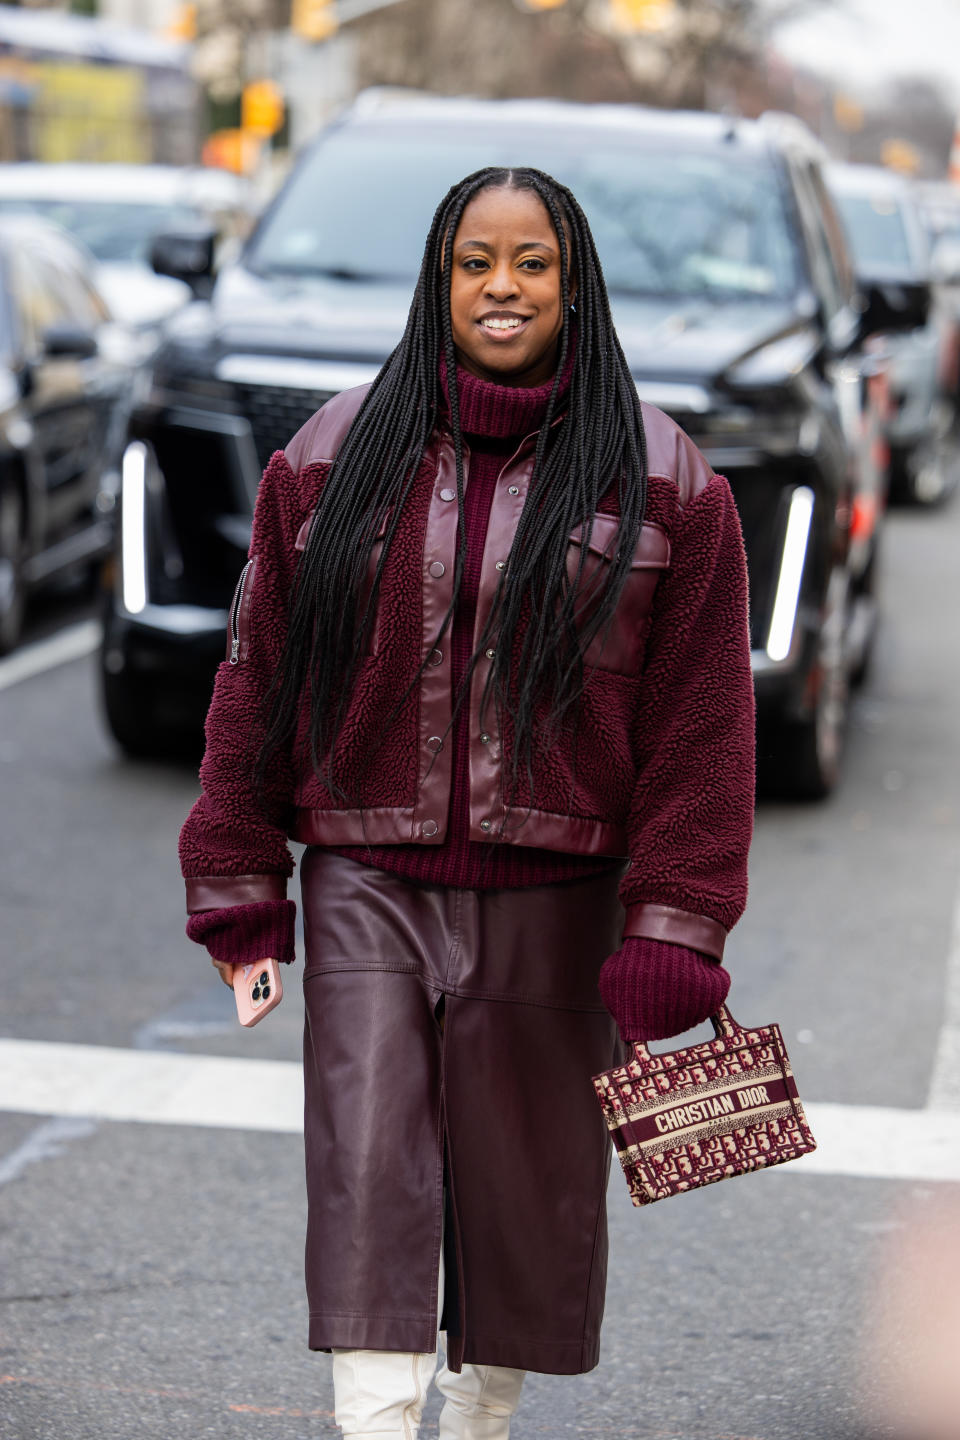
[229, 637, 240, 665]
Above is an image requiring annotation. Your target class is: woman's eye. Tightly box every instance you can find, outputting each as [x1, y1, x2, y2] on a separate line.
[519, 257, 547, 272]
[462, 258, 488, 272]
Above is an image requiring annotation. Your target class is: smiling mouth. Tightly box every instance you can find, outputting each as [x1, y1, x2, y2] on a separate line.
[478, 315, 530, 336]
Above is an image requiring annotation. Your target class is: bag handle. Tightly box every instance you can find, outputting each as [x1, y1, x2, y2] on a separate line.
[630, 1004, 746, 1066]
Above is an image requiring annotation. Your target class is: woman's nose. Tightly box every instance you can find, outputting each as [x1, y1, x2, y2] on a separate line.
[484, 263, 519, 300]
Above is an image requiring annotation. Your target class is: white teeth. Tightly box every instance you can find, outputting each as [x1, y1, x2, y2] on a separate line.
[481, 317, 523, 330]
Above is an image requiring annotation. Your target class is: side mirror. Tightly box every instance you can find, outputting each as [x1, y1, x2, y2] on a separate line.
[149, 225, 217, 298]
[42, 322, 98, 359]
[857, 279, 930, 338]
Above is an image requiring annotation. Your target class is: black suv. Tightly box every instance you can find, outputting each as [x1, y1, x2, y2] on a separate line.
[103, 93, 897, 795]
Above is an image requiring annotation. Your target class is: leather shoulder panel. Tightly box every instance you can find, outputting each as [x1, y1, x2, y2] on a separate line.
[284, 383, 373, 473]
[639, 401, 714, 509]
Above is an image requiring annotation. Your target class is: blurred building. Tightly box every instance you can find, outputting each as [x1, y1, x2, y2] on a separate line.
[0, 3, 198, 164]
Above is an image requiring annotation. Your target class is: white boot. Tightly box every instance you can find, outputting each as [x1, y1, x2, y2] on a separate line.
[332, 1346, 438, 1440]
[435, 1357, 526, 1440]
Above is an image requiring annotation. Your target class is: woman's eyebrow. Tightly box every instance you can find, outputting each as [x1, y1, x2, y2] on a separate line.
[454, 239, 557, 254]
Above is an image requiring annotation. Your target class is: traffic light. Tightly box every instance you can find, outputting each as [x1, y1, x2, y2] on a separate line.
[608, 0, 675, 31]
[242, 79, 285, 137]
[291, 0, 338, 42]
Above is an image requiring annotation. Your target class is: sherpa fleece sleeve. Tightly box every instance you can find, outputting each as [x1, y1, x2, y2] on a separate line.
[619, 473, 755, 959]
[178, 449, 303, 914]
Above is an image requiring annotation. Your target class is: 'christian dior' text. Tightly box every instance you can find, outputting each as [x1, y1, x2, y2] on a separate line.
[653, 1085, 772, 1134]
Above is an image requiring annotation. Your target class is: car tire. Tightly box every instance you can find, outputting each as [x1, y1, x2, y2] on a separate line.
[101, 659, 166, 758]
[0, 480, 26, 655]
[101, 656, 199, 762]
[905, 434, 960, 506]
[758, 569, 850, 801]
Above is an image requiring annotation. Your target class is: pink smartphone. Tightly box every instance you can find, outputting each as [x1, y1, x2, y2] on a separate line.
[232, 958, 283, 1027]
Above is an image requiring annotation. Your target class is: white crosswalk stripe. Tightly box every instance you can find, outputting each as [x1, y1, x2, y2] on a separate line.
[0, 620, 101, 692]
[2, 1037, 960, 1184]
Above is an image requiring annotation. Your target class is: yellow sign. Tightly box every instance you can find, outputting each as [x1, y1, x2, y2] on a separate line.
[609, 0, 675, 32]
[524, 0, 568, 10]
[33, 63, 148, 164]
[242, 80, 285, 137]
[291, 0, 338, 42]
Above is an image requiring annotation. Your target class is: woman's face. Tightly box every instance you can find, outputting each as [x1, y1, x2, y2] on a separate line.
[448, 185, 572, 389]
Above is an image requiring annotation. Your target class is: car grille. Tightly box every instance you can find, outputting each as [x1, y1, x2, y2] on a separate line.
[232, 383, 337, 469]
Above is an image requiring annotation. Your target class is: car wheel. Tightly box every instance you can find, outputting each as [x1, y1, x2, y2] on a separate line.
[100, 658, 203, 762]
[0, 481, 26, 655]
[101, 658, 164, 757]
[758, 569, 850, 801]
[906, 435, 960, 506]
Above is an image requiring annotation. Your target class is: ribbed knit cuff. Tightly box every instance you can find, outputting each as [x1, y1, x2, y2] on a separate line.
[185, 900, 297, 968]
[597, 937, 730, 1043]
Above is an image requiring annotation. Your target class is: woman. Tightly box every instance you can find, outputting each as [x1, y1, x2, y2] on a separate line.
[180, 167, 755, 1438]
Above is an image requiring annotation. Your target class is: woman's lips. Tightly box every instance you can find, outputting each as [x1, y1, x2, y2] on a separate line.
[477, 315, 531, 340]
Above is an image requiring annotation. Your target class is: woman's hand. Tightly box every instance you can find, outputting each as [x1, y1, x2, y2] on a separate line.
[212, 958, 235, 988]
[598, 937, 730, 1042]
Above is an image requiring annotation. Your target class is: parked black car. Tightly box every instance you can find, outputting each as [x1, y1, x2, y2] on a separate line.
[827, 161, 959, 507]
[0, 214, 131, 653]
[104, 93, 897, 795]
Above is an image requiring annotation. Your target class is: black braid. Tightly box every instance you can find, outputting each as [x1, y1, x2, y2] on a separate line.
[256, 167, 648, 807]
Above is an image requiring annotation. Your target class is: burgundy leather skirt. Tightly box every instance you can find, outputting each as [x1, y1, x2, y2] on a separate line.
[300, 849, 626, 1375]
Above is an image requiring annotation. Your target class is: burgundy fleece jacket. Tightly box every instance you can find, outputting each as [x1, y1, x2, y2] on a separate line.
[181, 365, 753, 1039]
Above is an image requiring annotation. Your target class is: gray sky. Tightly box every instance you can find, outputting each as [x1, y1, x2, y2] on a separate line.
[773, 0, 960, 100]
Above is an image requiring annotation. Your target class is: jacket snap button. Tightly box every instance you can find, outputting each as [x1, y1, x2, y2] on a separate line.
[428, 648, 443, 666]
[485, 647, 495, 659]
[439, 488, 456, 502]
[479, 819, 492, 832]
[508, 485, 519, 495]
[421, 819, 439, 837]
[480, 732, 491, 744]
[427, 735, 443, 752]
[495, 560, 506, 571]
[428, 561, 445, 578]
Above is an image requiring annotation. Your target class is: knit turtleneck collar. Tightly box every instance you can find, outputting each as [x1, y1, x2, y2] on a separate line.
[439, 342, 574, 441]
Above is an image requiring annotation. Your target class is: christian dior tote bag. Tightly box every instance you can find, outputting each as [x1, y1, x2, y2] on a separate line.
[593, 1006, 817, 1206]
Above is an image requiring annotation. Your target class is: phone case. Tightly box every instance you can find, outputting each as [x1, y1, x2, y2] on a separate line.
[233, 958, 283, 1027]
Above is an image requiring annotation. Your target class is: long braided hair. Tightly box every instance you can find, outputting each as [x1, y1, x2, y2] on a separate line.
[257, 166, 648, 805]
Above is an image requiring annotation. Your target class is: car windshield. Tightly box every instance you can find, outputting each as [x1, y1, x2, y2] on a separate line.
[246, 130, 800, 300]
[832, 192, 913, 269]
[0, 198, 200, 264]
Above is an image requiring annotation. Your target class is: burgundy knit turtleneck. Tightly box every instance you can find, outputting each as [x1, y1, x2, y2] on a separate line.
[332, 358, 618, 891]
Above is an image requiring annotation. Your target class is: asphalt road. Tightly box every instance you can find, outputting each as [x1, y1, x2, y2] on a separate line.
[2, 497, 960, 1440]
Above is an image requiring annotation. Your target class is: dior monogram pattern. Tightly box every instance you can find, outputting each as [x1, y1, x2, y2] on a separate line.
[593, 1007, 816, 1206]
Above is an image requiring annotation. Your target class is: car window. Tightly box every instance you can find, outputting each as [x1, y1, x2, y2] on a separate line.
[0, 198, 200, 263]
[832, 191, 914, 269]
[790, 159, 845, 320]
[10, 249, 70, 354]
[806, 166, 855, 305]
[246, 130, 802, 301]
[41, 247, 110, 329]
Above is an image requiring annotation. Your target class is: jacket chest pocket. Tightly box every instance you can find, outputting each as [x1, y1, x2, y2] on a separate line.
[566, 514, 670, 674]
[295, 508, 390, 656]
